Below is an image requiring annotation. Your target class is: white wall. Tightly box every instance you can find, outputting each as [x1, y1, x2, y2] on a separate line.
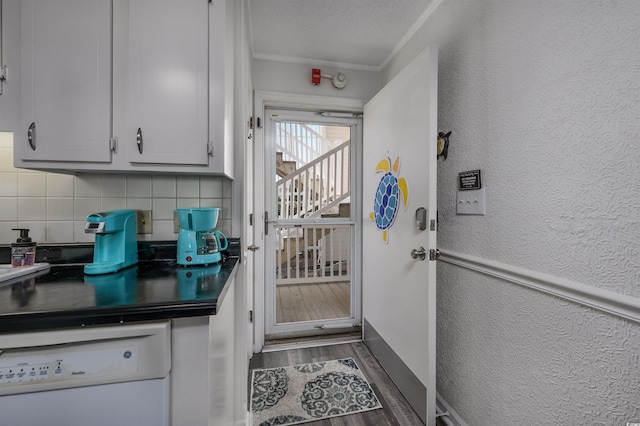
[0, 132, 232, 244]
[384, 0, 640, 424]
[252, 58, 381, 102]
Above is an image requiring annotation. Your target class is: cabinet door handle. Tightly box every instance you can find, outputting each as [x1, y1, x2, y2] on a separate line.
[27, 122, 36, 151]
[136, 127, 143, 154]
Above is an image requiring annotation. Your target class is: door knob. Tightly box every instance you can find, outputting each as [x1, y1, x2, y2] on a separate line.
[410, 247, 426, 260]
[247, 245, 260, 252]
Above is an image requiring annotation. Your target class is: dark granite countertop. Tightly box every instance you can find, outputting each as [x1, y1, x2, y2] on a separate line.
[0, 240, 240, 333]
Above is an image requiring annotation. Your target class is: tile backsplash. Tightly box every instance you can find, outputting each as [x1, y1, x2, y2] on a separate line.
[0, 132, 232, 244]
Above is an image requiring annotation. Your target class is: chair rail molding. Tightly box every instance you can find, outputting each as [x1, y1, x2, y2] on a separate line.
[439, 249, 640, 324]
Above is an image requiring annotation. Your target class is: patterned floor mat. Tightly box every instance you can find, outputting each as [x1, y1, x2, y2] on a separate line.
[250, 357, 382, 426]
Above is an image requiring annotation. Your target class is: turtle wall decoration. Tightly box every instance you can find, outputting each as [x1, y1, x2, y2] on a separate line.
[369, 157, 409, 244]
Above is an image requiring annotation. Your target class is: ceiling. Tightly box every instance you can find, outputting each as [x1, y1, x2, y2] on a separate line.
[249, 0, 436, 71]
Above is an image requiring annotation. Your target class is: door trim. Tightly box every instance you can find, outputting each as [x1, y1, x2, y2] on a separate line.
[252, 91, 364, 352]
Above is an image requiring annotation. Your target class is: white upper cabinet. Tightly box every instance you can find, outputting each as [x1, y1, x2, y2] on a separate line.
[13, 0, 234, 177]
[0, 0, 21, 133]
[16, 0, 112, 163]
[127, 0, 209, 166]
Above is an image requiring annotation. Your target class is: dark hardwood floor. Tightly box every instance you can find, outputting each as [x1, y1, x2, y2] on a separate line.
[249, 341, 427, 426]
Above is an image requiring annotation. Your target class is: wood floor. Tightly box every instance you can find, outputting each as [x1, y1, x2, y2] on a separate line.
[249, 342, 425, 426]
[276, 282, 350, 323]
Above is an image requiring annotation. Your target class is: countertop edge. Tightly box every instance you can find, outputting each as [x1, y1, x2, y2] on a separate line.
[212, 257, 239, 316]
[0, 258, 239, 334]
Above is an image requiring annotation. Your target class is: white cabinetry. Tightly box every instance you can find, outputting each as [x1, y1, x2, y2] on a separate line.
[16, 0, 112, 164]
[127, 0, 209, 166]
[171, 277, 236, 426]
[0, 0, 21, 132]
[13, 0, 234, 177]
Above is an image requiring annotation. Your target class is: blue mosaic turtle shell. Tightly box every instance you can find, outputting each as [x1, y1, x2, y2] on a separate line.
[373, 172, 399, 231]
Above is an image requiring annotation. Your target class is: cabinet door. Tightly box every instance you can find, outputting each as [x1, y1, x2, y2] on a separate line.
[128, 0, 209, 166]
[18, 0, 112, 163]
[0, 0, 21, 133]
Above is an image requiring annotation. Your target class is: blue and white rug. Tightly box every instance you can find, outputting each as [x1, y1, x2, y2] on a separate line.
[250, 357, 382, 426]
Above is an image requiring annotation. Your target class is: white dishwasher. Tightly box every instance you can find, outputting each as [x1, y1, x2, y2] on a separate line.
[0, 321, 171, 426]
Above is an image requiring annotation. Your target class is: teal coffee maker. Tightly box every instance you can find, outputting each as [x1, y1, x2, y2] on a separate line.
[84, 210, 138, 275]
[176, 208, 228, 266]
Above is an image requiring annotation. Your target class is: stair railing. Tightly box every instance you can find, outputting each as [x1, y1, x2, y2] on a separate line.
[277, 140, 350, 219]
[276, 122, 339, 165]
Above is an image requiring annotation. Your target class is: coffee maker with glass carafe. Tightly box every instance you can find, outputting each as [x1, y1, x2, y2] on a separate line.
[176, 208, 228, 266]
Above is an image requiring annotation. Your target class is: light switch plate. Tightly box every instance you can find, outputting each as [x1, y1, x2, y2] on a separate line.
[136, 210, 153, 234]
[457, 188, 486, 215]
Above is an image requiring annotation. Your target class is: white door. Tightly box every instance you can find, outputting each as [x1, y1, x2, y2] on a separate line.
[252, 92, 365, 352]
[263, 109, 362, 339]
[363, 47, 438, 425]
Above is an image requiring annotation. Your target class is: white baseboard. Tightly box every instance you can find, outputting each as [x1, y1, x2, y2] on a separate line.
[436, 392, 468, 426]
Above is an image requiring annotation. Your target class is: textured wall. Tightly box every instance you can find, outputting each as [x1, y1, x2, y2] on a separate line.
[437, 264, 640, 425]
[436, 0, 640, 297]
[384, 0, 640, 424]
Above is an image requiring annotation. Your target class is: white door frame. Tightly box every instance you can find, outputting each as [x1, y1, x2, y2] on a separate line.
[252, 91, 364, 352]
[264, 108, 361, 337]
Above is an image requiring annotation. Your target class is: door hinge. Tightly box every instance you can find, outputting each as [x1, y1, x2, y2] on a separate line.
[249, 117, 253, 130]
[207, 141, 214, 157]
[110, 137, 118, 153]
[249, 310, 253, 323]
[429, 249, 441, 261]
[0, 65, 7, 95]
[264, 211, 269, 235]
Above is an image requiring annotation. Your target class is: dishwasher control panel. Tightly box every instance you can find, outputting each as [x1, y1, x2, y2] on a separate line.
[0, 321, 170, 396]
[0, 345, 139, 388]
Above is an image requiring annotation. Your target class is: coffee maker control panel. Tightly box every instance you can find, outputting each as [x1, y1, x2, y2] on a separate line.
[85, 221, 106, 233]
